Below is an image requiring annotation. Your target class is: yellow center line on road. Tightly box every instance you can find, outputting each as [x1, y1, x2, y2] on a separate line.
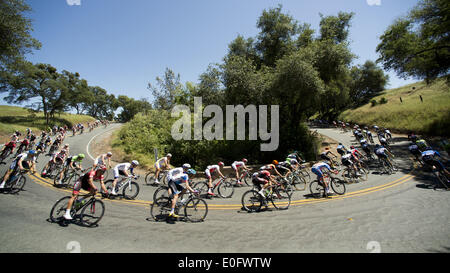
[28, 170, 415, 211]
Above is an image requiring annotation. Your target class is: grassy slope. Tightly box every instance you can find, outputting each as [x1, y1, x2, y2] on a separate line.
[339, 78, 450, 136]
[0, 105, 96, 140]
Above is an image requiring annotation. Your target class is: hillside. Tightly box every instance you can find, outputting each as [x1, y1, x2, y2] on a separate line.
[339, 78, 450, 136]
[0, 105, 96, 142]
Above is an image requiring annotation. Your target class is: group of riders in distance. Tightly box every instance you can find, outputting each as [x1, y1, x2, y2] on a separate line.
[0, 118, 448, 225]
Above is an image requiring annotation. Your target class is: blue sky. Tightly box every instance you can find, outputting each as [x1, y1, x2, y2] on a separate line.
[13, 0, 420, 105]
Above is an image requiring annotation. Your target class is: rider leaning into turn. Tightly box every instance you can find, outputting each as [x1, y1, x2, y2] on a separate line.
[111, 160, 139, 196]
[154, 153, 172, 185]
[0, 150, 37, 189]
[205, 162, 226, 196]
[166, 164, 198, 218]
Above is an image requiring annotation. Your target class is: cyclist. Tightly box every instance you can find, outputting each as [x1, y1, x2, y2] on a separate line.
[205, 162, 226, 196]
[384, 128, 392, 140]
[341, 152, 360, 176]
[63, 165, 108, 220]
[408, 143, 422, 162]
[260, 161, 284, 178]
[41, 147, 67, 177]
[311, 162, 339, 197]
[349, 146, 365, 169]
[374, 144, 395, 169]
[1, 133, 19, 155]
[416, 138, 429, 151]
[360, 138, 372, 158]
[286, 151, 305, 163]
[252, 170, 275, 199]
[56, 154, 85, 184]
[231, 159, 251, 186]
[336, 143, 347, 157]
[319, 148, 338, 168]
[110, 160, 139, 196]
[421, 147, 450, 177]
[167, 165, 197, 218]
[93, 152, 113, 169]
[0, 150, 37, 189]
[154, 153, 172, 185]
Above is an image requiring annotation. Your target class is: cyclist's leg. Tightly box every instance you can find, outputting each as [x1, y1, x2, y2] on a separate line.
[154, 163, 161, 183]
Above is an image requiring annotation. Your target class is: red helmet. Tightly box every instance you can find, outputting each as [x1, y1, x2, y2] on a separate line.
[98, 165, 107, 172]
[261, 170, 270, 177]
[218, 162, 224, 167]
[242, 158, 248, 163]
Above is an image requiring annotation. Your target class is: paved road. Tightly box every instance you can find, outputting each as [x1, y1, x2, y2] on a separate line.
[0, 125, 449, 253]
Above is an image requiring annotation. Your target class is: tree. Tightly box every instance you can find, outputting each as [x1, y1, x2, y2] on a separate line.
[117, 95, 152, 122]
[255, 5, 299, 67]
[376, 0, 450, 83]
[85, 86, 117, 120]
[0, 61, 69, 124]
[148, 68, 188, 110]
[350, 61, 389, 107]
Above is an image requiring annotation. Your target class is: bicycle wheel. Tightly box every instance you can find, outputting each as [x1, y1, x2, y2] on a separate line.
[341, 169, 355, 184]
[242, 172, 251, 186]
[8, 175, 26, 194]
[193, 181, 209, 198]
[152, 186, 169, 205]
[331, 178, 346, 195]
[292, 175, 307, 191]
[300, 170, 311, 183]
[241, 190, 263, 212]
[49, 196, 74, 223]
[103, 180, 115, 194]
[184, 197, 208, 222]
[80, 199, 105, 227]
[122, 181, 139, 200]
[270, 187, 291, 210]
[358, 167, 369, 181]
[309, 181, 325, 198]
[218, 181, 234, 198]
[150, 197, 171, 222]
[144, 172, 155, 185]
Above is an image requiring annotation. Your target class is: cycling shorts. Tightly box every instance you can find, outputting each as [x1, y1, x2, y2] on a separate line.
[9, 160, 30, 171]
[168, 179, 184, 195]
[73, 175, 93, 195]
[423, 158, 445, 171]
[113, 169, 126, 179]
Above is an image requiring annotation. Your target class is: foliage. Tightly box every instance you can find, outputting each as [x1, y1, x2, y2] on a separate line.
[376, 0, 450, 83]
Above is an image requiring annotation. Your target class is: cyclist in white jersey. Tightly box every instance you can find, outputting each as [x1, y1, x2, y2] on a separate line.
[231, 159, 251, 185]
[205, 162, 225, 196]
[154, 154, 172, 184]
[93, 152, 112, 169]
[111, 160, 139, 195]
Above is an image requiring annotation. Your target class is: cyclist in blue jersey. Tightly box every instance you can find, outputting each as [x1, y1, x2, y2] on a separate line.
[421, 148, 449, 177]
[311, 162, 339, 197]
[167, 164, 197, 218]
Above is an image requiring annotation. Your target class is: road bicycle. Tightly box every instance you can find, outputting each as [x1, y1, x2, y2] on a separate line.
[150, 190, 208, 223]
[309, 172, 346, 198]
[103, 175, 140, 199]
[193, 176, 234, 199]
[41, 161, 64, 179]
[377, 156, 397, 175]
[1, 169, 28, 194]
[231, 169, 252, 186]
[53, 167, 90, 188]
[341, 163, 369, 184]
[0, 144, 15, 164]
[144, 169, 169, 186]
[49, 193, 105, 227]
[241, 180, 292, 213]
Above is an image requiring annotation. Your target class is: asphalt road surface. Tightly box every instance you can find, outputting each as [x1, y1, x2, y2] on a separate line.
[0, 124, 449, 253]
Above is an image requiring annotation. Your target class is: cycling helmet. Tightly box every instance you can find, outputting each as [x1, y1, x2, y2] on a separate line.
[242, 158, 248, 163]
[98, 165, 107, 172]
[78, 154, 85, 159]
[106, 152, 112, 156]
[187, 169, 196, 175]
[131, 160, 139, 166]
[64, 144, 69, 147]
[218, 162, 224, 167]
[166, 153, 172, 158]
[272, 160, 279, 165]
[350, 146, 355, 149]
[182, 163, 191, 169]
[261, 170, 271, 177]
[28, 150, 36, 155]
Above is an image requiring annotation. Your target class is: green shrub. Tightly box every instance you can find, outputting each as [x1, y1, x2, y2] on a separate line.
[370, 99, 378, 107]
[379, 97, 388, 104]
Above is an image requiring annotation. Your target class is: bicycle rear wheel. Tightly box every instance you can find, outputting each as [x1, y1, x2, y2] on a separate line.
[184, 198, 208, 222]
[241, 190, 263, 212]
[144, 172, 156, 185]
[242, 172, 251, 186]
[218, 181, 234, 198]
[49, 196, 74, 223]
[309, 181, 325, 198]
[150, 197, 171, 222]
[122, 181, 139, 200]
[80, 199, 105, 227]
[152, 186, 169, 205]
[342, 169, 356, 184]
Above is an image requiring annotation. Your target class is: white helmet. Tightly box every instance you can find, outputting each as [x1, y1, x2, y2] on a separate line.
[182, 163, 191, 169]
[166, 153, 172, 158]
[131, 160, 139, 166]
